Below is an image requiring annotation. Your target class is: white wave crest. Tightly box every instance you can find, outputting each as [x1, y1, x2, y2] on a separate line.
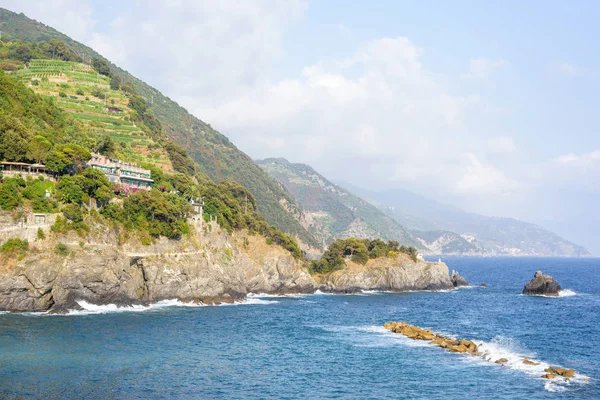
[60, 297, 279, 315]
[558, 289, 577, 297]
[347, 326, 590, 391]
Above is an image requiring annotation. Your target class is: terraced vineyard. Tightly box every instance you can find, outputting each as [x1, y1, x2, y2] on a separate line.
[16, 59, 173, 172]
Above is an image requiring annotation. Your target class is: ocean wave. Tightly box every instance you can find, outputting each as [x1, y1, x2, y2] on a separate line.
[558, 289, 577, 297]
[23, 296, 280, 316]
[519, 289, 579, 298]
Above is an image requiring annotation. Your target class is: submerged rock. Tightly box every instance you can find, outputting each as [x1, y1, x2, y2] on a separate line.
[480, 283, 488, 288]
[522, 271, 561, 296]
[450, 270, 469, 287]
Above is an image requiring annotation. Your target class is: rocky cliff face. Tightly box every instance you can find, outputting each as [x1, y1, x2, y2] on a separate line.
[0, 221, 315, 313]
[0, 220, 458, 312]
[316, 255, 454, 292]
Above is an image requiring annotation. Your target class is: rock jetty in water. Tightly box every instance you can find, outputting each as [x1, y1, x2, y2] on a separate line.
[450, 270, 469, 287]
[384, 322, 580, 381]
[384, 321, 480, 355]
[522, 271, 561, 296]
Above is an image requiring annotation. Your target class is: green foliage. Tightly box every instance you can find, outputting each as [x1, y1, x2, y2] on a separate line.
[0, 69, 96, 165]
[26, 135, 51, 163]
[110, 74, 121, 90]
[75, 88, 84, 96]
[0, 129, 28, 161]
[310, 238, 418, 274]
[0, 10, 318, 248]
[0, 238, 29, 258]
[37, 227, 46, 240]
[62, 203, 83, 222]
[122, 189, 190, 239]
[0, 178, 23, 210]
[91, 57, 110, 76]
[56, 176, 86, 204]
[55, 242, 69, 255]
[59, 91, 66, 98]
[165, 142, 195, 175]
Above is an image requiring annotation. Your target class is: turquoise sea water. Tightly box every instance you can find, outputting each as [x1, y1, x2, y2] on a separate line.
[0, 257, 598, 399]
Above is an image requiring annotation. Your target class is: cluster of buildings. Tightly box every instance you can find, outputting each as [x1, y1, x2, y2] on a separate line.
[1, 155, 154, 192]
[86, 153, 153, 191]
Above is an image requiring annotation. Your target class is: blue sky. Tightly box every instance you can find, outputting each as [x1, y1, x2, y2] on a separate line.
[2, 0, 599, 253]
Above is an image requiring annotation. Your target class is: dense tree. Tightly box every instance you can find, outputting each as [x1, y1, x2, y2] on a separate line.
[0, 129, 29, 161]
[10, 44, 32, 62]
[26, 135, 52, 163]
[311, 238, 418, 273]
[109, 74, 121, 90]
[91, 57, 110, 76]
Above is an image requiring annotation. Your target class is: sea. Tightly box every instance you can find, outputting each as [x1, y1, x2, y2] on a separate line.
[0, 257, 598, 399]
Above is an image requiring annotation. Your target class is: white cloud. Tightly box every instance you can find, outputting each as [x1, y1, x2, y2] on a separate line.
[557, 62, 585, 77]
[461, 57, 505, 80]
[554, 149, 600, 166]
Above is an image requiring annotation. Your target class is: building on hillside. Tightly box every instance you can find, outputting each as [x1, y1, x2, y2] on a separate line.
[190, 198, 204, 221]
[1, 161, 58, 182]
[87, 153, 153, 191]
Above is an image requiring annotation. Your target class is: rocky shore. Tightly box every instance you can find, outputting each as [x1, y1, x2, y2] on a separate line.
[315, 257, 454, 292]
[0, 220, 460, 313]
[384, 322, 578, 381]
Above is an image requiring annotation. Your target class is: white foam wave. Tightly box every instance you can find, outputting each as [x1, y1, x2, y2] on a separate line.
[54, 296, 280, 316]
[341, 326, 590, 391]
[0, 311, 9, 315]
[558, 289, 577, 297]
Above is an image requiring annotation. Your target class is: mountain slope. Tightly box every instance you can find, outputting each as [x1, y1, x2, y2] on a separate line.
[0, 8, 318, 249]
[256, 158, 420, 248]
[340, 183, 591, 257]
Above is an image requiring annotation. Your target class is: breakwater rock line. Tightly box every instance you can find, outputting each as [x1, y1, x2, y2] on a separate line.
[384, 321, 580, 382]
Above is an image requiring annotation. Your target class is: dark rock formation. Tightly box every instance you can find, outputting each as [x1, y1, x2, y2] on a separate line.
[479, 283, 488, 288]
[450, 270, 469, 287]
[522, 271, 561, 296]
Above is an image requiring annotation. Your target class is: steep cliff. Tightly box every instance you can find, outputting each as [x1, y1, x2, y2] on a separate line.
[0, 221, 315, 313]
[0, 218, 459, 312]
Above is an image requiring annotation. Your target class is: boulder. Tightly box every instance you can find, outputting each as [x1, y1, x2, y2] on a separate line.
[480, 283, 488, 288]
[522, 358, 539, 366]
[450, 270, 469, 287]
[495, 358, 509, 364]
[545, 367, 575, 378]
[522, 271, 561, 296]
[542, 373, 557, 379]
[450, 344, 468, 353]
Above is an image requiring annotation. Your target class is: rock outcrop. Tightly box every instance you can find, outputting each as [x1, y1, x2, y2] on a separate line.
[522, 271, 562, 296]
[450, 270, 469, 287]
[0, 218, 460, 312]
[316, 257, 454, 292]
[385, 321, 580, 382]
[0, 222, 316, 313]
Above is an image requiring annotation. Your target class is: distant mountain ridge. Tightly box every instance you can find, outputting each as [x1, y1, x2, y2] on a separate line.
[256, 158, 420, 248]
[0, 7, 319, 249]
[340, 183, 591, 257]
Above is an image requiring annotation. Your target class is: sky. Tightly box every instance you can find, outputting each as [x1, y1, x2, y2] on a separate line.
[2, 0, 599, 253]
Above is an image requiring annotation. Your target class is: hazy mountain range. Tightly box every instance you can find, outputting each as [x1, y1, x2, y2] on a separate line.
[259, 158, 590, 257]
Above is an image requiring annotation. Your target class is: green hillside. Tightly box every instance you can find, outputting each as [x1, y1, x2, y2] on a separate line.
[0, 8, 318, 249]
[0, 65, 304, 258]
[256, 158, 420, 248]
